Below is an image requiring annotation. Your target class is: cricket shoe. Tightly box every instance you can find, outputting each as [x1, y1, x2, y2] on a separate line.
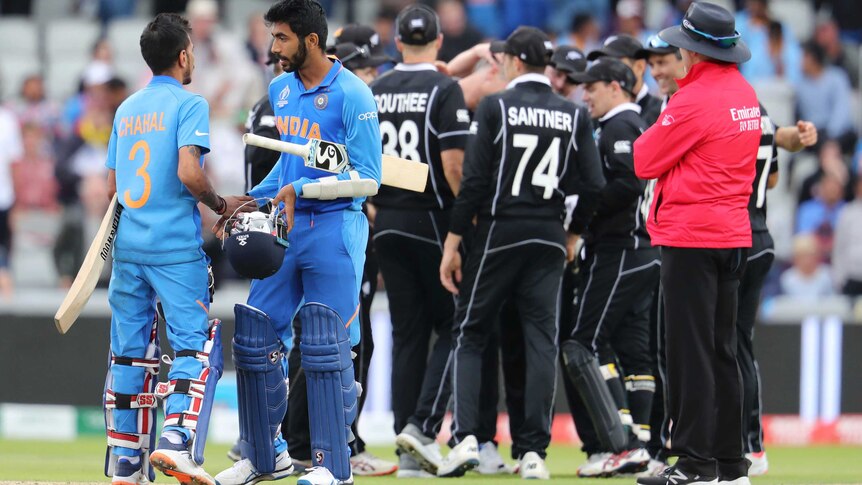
[350, 451, 397, 476]
[636, 466, 718, 485]
[112, 456, 149, 485]
[637, 459, 670, 478]
[476, 441, 512, 475]
[291, 459, 313, 476]
[437, 435, 480, 477]
[296, 466, 353, 485]
[213, 450, 294, 485]
[519, 452, 550, 480]
[395, 423, 444, 475]
[577, 452, 611, 477]
[718, 478, 751, 485]
[602, 447, 650, 476]
[396, 452, 435, 478]
[149, 438, 215, 485]
[745, 451, 768, 476]
[227, 441, 242, 462]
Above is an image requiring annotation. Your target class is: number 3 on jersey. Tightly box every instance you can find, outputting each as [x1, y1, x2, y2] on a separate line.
[380, 120, 420, 162]
[124, 140, 151, 209]
[511, 134, 560, 199]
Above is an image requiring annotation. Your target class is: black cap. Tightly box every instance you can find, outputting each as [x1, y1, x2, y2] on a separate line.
[327, 42, 391, 70]
[549, 46, 587, 74]
[568, 58, 637, 96]
[490, 26, 553, 67]
[587, 34, 643, 60]
[658, 1, 750, 63]
[334, 24, 384, 55]
[396, 4, 440, 46]
[635, 33, 679, 59]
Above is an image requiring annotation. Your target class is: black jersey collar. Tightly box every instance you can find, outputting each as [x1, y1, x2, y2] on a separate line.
[506, 72, 551, 90]
[394, 62, 438, 72]
[635, 84, 650, 103]
[598, 102, 641, 123]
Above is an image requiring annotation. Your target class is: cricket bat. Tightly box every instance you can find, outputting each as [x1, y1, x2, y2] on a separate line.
[243, 133, 428, 192]
[54, 194, 123, 334]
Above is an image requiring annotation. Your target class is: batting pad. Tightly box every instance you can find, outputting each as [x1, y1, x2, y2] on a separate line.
[561, 339, 628, 453]
[233, 304, 287, 474]
[104, 313, 160, 482]
[299, 302, 357, 481]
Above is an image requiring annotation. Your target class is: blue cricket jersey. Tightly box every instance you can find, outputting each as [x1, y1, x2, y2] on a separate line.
[248, 60, 382, 211]
[106, 76, 211, 265]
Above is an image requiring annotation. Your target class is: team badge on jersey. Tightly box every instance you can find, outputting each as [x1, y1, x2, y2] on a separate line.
[277, 85, 290, 108]
[314, 93, 328, 110]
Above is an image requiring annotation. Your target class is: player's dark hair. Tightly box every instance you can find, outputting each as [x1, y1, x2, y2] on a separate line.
[265, 0, 328, 52]
[802, 40, 826, 67]
[140, 13, 192, 75]
[571, 14, 594, 34]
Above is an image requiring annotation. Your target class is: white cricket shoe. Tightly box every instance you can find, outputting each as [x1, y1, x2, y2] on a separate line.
[396, 453, 436, 479]
[519, 452, 550, 480]
[149, 448, 214, 485]
[577, 452, 612, 477]
[349, 451, 397, 476]
[718, 478, 752, 485]
[395, 423, 444, 475]
[476, 441, 512, 475]
[602, 447, 651, 476]
[213, 450, 294, 485]
[112, 457, 149, 485]
[745, 451, 768, 476]
[637, 459, 670, 478]
[296, 466, 353, 485]
[437, 435, 480, 477]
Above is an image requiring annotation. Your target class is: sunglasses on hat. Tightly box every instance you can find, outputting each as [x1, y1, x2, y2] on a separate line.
[682, 19, 741, 49]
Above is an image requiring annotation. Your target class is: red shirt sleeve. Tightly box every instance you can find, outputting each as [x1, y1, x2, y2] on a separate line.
[634, 92, 708, 179]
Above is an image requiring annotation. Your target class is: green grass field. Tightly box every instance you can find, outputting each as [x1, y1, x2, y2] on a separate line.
[0, 437, 859, 484]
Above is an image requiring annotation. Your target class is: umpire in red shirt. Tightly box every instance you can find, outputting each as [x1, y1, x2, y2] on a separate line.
[634, 3, 758, 485]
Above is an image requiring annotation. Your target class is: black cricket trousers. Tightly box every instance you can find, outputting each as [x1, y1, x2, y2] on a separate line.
[661, 246, 748, 479]
[373, 208, 457, 438]
[450, 219, 564, 458]
[737, 231, 774, 454]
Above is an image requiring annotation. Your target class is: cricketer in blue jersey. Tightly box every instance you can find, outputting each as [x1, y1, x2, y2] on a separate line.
[103, 13, 253, 485]
[214, 2, 382, 485]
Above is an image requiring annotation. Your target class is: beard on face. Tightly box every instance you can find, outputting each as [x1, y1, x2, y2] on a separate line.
[183, 63, 192, 85]
[280, 39, 308, 73]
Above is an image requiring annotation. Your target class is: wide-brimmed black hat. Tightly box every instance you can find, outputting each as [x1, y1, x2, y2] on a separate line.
[490, 26, 553, 67]
[658, 1, 750, 63]
[568, 58, 637, 96]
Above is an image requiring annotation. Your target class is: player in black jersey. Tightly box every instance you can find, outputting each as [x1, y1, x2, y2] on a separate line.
[368, 4, 472, 478]
[560, 58, 660, 477]
[636, 35, 684, 476]
[438, 26, 604, 480]
[587, 34, 662, 126]
[739, 107, 817, 477]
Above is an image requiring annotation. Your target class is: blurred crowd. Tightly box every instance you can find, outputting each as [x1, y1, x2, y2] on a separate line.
[0, 0, 859, 303]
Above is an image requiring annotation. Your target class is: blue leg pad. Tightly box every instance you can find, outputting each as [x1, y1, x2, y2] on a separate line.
[233, 304, 287, 474]
[190, 319, 224, 464]
[300, 302, 357, 481]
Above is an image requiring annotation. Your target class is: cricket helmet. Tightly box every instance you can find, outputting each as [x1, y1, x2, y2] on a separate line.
[224, 211, 287, 280]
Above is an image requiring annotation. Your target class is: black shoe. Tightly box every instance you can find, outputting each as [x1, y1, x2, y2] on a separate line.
[637, 466, 719, 485]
